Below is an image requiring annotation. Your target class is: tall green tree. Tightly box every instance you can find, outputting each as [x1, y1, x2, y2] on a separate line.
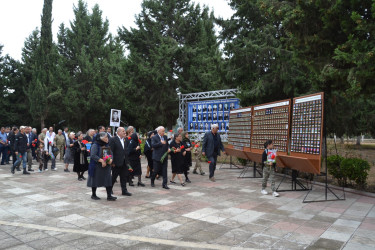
[25, 0, 61, 129]
[220, 0, 375, 137]
[57, 0, 125, 129]
[118, 0, 224, 130]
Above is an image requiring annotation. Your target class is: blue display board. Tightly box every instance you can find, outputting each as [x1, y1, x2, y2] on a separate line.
[187, 99, 240, 132]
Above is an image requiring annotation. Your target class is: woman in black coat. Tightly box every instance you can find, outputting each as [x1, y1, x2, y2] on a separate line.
[73, 132, 89, 181]
[169, 133, 186, 186]
[126, 127, 145, 187]
[87, 132, 117, 201]
[182, 132, 192, 183]
[144, 130, 156, 178]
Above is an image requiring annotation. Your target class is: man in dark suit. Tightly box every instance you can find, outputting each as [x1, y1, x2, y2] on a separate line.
[109, 127, 131, 196]
[12, 126, 30, 175]
[151, 126, 170, 189]
[106, 127, 112, 138]
[202, 124, 225, 182]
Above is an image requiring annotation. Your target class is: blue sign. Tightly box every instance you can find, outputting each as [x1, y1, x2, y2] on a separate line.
[187, 99, 240, 132]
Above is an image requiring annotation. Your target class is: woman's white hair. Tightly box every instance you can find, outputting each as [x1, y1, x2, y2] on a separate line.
[69, 132, 75, 136]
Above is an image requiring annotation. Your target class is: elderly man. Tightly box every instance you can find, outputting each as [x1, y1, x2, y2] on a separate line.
[109, 127, 131, 196]
[151, 126, 170, 189]
[54, 130, 66, 161]
[202, 124, 225, 182]
[12, 126, 30, 175]
[25, 127, 35, 172]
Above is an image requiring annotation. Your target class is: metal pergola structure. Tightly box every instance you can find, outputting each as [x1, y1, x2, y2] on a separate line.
[177, 88, 238, 141]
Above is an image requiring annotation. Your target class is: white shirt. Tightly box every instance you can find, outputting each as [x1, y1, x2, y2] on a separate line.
[117, 135, 124, 149]
[46, 131, 56, 143]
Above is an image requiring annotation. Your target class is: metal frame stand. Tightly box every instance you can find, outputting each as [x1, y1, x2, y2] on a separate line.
[302, 95, 345, 203]
[178, 88, 238, 132]
[238, 162, 262, 178]
[219, 155, 242, 170]
[276, 169, 311, 192]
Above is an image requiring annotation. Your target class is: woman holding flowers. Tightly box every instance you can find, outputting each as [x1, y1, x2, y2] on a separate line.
[127, 126, 145, 187]
[73, 132, 89, 181]
[63, 132, 75, 172]
[169, 133, 186, 186]
[182, 132, 192, 183]
[87, 132, 117, 201]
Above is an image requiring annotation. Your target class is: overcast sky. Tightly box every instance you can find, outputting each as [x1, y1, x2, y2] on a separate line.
[0, 0, 234, 60]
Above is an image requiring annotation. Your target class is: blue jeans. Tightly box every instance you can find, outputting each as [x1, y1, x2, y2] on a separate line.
[14, 152, 27, 169]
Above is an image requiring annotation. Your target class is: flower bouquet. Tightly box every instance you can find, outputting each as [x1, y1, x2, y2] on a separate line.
[103, 155, 112, 164]
[32, 139, 38, 147]
[267, 149, 277, 164]
[160, 145, 184, 163]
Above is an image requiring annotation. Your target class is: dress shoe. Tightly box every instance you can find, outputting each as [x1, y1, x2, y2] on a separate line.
[145, 175, 150, 178]
[107, 196, 117, 201]
[122, 191, 132, 196]
[200, 172, 205, 175]
[16, 167, 21, 171]
[151, 182, 155, 187]
[91, 195, 100, 200]
[162, 185, 170, 190]
[23, 170, 30, 175]
[192, 170, 198, 174]
[28, 169, 34, 172]
[11, 166, 15, 174]
[185, 178, 191, 183]
[64, 169, 70, 172]
[209, 177, 216, 182]
[81, 176, 86, 180]
[137, 182, 145, 187]
[129, 182, 134, 186]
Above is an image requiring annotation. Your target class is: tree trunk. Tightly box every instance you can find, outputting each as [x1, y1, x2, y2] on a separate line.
[356, 135, 361, 145]
[340, 137, 344, 144]
[40, 117, 45, 130]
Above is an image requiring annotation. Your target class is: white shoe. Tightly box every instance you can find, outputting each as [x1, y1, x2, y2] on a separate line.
[273, 192, 279, 197]
[261, 189, 268, 195]
[38, 169, 42, 173]
[44, 169, 48, 172]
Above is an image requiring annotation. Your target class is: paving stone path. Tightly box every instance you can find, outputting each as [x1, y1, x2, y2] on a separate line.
[0, 159, 374, 249]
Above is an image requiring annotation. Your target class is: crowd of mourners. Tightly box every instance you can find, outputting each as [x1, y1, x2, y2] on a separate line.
[0, 124, 229, 201]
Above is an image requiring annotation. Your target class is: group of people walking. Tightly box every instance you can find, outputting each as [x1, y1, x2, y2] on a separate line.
[1, 123, 228, 201]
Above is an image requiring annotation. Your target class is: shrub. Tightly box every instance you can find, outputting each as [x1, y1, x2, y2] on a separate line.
[327, 155, 345, 186]
[341, 158, 371, 188]
[328, 155, 371, 188]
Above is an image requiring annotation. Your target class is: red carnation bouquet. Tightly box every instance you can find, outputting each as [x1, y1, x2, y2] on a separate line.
[32, 139, 38, 147]
[81, 140, 89, 145]
[103, 155, 112, 164]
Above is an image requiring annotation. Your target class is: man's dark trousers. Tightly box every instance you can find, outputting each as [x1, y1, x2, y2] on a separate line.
[208, 152, 218, 178]
[112, 166, 128, 193]
[152, 160, 167, 186]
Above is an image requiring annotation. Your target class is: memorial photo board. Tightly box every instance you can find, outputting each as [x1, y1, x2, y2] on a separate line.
[187, 99, 239, 133]
[251, 100, 291, 154]
[227, 107, 252, 151]
[285, 92, 324, 174]
[291, 93, 323, 155]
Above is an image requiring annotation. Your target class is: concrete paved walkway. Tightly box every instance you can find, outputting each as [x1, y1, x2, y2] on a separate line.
[0, 159, 374, 249]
